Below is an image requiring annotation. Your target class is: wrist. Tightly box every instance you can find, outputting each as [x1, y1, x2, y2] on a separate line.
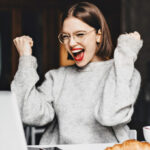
[19, 50, 32, 56]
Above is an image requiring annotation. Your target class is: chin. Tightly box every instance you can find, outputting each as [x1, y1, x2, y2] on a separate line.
[75, 61, 89, 68]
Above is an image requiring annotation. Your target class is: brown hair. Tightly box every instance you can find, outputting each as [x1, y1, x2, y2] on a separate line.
[60, 1, 113, 60]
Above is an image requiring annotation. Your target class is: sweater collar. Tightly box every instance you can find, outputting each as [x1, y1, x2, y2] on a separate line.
[75, 59, 114, 72]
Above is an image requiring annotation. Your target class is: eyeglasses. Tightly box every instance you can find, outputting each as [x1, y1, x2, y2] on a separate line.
[58, 29, 95, 44]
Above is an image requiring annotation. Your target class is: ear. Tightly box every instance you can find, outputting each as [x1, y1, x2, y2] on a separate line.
[96, 29, 102, 43]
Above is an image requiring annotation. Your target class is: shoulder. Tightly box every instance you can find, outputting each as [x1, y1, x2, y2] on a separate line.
[44, 65, 75, 79]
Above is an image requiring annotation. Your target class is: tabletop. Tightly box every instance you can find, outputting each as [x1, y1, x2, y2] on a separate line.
[27, 143, 116, 150]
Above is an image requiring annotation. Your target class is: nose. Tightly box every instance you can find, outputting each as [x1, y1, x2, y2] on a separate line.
[69, 36, 77, 47]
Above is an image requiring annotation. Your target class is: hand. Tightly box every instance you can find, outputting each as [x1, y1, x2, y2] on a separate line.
[13, 35, 33, 56]
[117, 31, 143, 62]
[128, 31, 141, 40]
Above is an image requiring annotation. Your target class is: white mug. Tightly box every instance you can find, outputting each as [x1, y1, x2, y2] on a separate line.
[143, 126, 150, 143]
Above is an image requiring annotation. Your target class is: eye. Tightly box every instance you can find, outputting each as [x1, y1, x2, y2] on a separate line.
[76, 32, 85, 37]
[61, 34, 70, 40]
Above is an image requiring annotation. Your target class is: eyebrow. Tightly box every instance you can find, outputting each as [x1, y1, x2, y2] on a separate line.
[61, 30, 87, 34]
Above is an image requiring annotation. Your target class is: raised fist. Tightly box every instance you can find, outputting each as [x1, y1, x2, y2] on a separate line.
[13, 35, 33, 56]
[128, 31, 141, 40]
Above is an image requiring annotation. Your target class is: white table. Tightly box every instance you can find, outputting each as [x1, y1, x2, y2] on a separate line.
[28, 143, 116, 150]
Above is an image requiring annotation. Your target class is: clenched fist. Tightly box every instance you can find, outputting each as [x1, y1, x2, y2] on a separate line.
[127, 31, 141, 40]
[13, 35, 33, 56]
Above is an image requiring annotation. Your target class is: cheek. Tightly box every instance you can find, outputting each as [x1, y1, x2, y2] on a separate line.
[85, 36, 97, 50]
[84, 40, 97, 53]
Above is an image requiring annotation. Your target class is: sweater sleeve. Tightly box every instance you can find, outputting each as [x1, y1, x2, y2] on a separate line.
[11, 56, 56, 126]
[95, 34, 143, 126]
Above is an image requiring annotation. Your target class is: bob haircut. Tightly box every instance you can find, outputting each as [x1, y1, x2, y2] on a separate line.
[60, 2, 113, 60]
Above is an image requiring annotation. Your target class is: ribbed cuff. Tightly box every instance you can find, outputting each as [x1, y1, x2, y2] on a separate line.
[18, 55, 38, 69]
[116, 34, 143, 61]
[117, 34, 143, 54]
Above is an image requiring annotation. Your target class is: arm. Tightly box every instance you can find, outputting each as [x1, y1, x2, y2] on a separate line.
[95, 32, 143, 126]
[11, 36, 55, 126]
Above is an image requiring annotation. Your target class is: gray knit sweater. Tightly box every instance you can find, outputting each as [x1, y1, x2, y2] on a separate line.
[11, 34, 143, 144]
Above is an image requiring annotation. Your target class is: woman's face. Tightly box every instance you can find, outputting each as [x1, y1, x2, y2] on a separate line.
[62, 17, 101, 67]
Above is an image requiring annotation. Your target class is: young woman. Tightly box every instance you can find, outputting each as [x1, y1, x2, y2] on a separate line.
[12, 2, 143, 144]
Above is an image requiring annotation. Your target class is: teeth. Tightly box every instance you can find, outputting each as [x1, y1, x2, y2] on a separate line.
[72, 49, 83, 53]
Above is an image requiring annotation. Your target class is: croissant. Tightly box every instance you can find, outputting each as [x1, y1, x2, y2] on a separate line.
[105, 139, 150, 150]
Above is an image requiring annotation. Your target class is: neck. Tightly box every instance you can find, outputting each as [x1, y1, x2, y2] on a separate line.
[91, 56, 103, 62]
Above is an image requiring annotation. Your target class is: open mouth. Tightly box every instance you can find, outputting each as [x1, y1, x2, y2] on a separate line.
[71, 49, 85, 61]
